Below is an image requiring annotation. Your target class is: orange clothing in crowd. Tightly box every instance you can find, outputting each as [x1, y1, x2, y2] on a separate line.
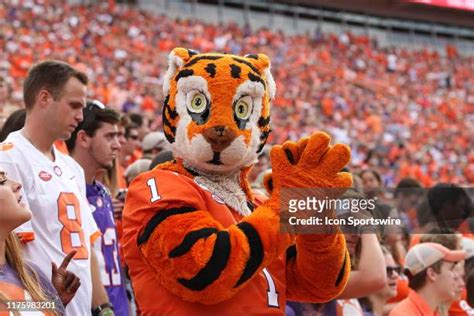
[389, 290, 438, 316]
[116, 162, 127, 190]
[387, 278, 409, 304]
[125, 149, 142, 167]
[54, 140, 69, 155]
[449, 288, 474, 316]
[411, 230, 473, 250]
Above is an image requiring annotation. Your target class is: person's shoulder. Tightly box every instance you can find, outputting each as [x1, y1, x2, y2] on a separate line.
[388, 296, 414, 316]
[128, 168, 204, 204]
[0, 131, 27, 159]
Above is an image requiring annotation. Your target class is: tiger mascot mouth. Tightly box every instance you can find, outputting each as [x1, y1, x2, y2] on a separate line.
[162, 48, 275, 175]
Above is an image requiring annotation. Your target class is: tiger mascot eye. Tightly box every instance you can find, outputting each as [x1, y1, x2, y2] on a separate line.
[122, 48, 353, 316]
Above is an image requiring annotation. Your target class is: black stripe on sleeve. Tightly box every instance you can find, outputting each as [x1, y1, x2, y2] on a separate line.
[137, 207, 197, 245]
[234, 222, 264, 288]
[169, 228, 218, 258]
[178, 231, 231, 291]
[335, 252, 348, 287]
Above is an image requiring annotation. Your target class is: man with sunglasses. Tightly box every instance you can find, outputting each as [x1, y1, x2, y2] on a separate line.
[390, 242, 466, 316]
[0, 61, 111, 315]
[67, 100, 129, 316]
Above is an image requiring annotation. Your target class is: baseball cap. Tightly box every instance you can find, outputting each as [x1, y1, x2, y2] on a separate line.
[462, 237, 474, 260]
[142, 132, 168, 152]
[404, 242, 466, 276]
[124, 159, 151, 184]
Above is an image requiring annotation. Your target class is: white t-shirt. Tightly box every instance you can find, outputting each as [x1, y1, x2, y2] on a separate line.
[0, 131, 100, 316]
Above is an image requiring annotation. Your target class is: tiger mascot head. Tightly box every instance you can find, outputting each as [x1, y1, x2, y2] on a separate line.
[162, 47, 275, 175]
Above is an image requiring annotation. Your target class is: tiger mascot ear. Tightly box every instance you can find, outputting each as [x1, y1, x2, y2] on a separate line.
[163, 47, 198, 95]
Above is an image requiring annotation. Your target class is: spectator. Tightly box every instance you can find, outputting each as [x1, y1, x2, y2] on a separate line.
[0, 109, 26, 142]
[462, 238, 474, 310]
[419, 230, 466, 316]
[66, 100, 129, 316]
[118, 122, 140, 169]
[149, 150, 174, 170]
[1, 2, 472, 185]
[140, 131, 170, 160]
[124, 159, 151, 185]
[360, 246, 401, 316]
[417, 184, 473, 233]
[0, 60, 111, 315]
[389, 243, 466, 316]
[128, 113, 150, 141]
[0, 169, 81, 314]
[288, 189, 387, 316]
[392, 177, 424, 230]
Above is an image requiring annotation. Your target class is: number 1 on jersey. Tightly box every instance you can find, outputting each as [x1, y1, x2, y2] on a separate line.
[147, 178, 161, 203]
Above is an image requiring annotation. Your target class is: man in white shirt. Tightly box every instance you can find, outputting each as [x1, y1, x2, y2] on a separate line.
[0, 60, 113, 316]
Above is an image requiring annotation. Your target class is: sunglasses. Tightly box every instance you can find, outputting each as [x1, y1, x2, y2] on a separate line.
[79, 100, 107, 131]
[86, 99, 106, 111]
[386, 266, 401, 277]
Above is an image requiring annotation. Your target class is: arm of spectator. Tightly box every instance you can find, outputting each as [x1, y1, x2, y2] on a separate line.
[90, 248, 113, 312]
[336, 234, 386, 299]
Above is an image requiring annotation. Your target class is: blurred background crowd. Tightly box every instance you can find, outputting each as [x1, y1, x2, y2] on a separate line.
[1, 1, 474, 315]
[1, 0, 473, 188]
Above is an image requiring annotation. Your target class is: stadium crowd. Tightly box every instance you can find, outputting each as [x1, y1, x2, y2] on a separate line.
[1, 1, 474, 316]
[1, 0, 473, 187]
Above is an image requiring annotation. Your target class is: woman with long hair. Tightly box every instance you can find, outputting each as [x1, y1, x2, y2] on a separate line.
[0, 170, 80, 315]
[359, 246, 401, 316]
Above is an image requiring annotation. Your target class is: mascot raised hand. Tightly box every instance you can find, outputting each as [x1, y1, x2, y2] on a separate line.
[122, 48, 352, 315]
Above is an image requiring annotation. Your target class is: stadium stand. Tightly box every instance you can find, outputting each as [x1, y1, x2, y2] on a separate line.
[0, 0, 473, 187]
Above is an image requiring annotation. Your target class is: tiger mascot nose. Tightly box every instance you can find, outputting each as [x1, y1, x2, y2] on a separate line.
[202, 126, 237, 152]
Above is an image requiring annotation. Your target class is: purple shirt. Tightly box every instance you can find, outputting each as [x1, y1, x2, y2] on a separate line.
[87, 181, 129, 316]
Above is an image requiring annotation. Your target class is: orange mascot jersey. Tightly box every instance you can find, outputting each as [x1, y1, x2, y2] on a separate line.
[122, 48, 352, 315]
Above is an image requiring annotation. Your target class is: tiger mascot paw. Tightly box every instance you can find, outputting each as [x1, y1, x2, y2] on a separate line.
[265, 132, 352, 205]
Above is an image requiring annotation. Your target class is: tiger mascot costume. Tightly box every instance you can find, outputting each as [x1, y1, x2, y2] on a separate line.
[122, 48, 353, 315]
